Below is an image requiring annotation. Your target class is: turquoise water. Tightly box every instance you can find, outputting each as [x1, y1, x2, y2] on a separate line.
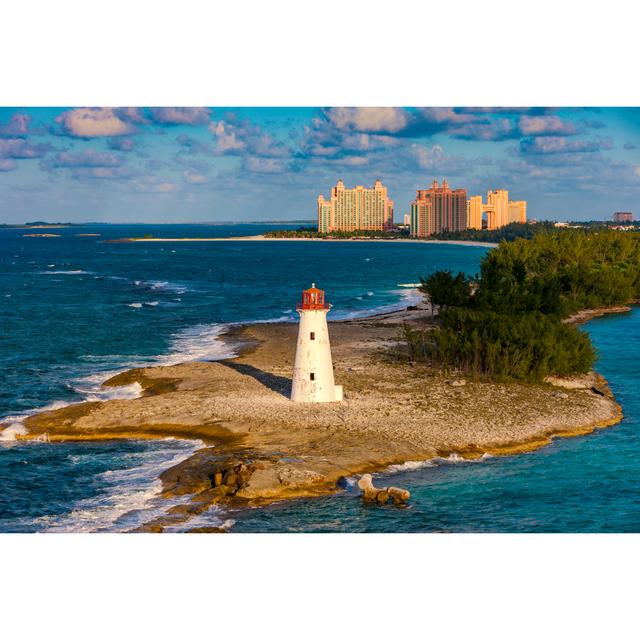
[0, 224, 487, 532]
[2, 224, 637, 533]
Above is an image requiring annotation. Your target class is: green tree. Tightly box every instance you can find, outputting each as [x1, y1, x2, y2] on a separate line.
[418, 270, 472, 315]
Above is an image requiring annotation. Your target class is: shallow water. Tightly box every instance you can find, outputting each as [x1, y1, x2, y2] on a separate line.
[0, 223, 487, 532]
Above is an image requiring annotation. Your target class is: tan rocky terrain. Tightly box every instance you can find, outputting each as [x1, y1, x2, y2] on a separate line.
[1, 307, 622, 532]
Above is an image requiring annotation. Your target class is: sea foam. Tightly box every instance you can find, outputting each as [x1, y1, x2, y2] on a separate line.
[34, 439, 203, 533]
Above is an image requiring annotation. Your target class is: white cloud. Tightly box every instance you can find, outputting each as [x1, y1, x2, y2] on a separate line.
[183, 171, 209, 184]
[325, 107, 409, 133]
[519, 115, 578, 136]
[56, 108, 136, 137]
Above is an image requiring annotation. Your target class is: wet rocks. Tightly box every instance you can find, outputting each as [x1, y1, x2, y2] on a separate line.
[357, 474, 410, 506]
[160, 449, 258, 500]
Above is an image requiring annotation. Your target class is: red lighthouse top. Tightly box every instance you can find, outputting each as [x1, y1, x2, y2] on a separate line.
[297, 283, 330, 311]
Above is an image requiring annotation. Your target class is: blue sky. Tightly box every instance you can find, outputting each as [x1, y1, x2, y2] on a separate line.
[0, 106, 639, 223]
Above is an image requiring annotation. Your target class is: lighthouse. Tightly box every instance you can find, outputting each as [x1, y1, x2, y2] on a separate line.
[291, 284, 343, 403]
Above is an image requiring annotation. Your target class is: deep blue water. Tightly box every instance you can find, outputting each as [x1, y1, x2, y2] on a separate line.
[2, 224, 637, 532]
[0, 223, 487, 532]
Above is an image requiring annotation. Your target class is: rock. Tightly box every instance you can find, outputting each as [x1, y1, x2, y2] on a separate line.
[136, 524, 165, 533]
[167, 503, 201, 517]
[235, 467, 282, 499]
[447, 379, 466, 387]
[551, 391, 569, 399]
[388, 486, 411, 504]
[358, 474, 410, 505]
[357, 474, 377, 501]
[278, 466, 326, 487]
[190, 486, 230, 503]
[237, 469, 252, 488]
[223, 470, 238, 487]
[213, 471, 223, 487]
[159, 447, 218, 496]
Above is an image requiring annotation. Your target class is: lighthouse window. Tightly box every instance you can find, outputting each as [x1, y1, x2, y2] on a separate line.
[310, 373, 315, 381]
[310, 332, 315, 340]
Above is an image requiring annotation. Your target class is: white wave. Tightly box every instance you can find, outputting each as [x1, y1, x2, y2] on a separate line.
[155, 323, 238, 366]
[145, 301, 160, 306]
[134, 280, 189, 294]
[37, 439, 203, 533]
[0, 422, 28, 441]
[383, 452, 493, 475]
[397, 283, 421, 288]
[367, 291, 374, 296]
[333, 288, 422, 321]
[75, 381, 143, 403]
[40, 270, 91, 275]
[0, 398, 81, 442]
[386, 459, 437, 473]
[162, 508, 235, 533]
[127, 302, 143, 308]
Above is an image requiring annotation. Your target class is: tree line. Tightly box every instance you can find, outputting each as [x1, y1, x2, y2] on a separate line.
[405, 229, 640, 381]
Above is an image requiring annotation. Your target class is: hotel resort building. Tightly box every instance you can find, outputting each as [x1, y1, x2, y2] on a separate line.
[410, 179, 467, 238]
[467, 189, 527, 230]
[317, 179, 394, 233]
[613, 211, 633, 223]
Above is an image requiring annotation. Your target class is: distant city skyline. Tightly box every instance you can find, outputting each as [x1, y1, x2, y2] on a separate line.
[0, 107, 639, 224]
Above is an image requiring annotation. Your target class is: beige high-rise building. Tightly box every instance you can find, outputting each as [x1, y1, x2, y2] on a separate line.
[467, 195, 483, 230]
[466, 189, 527, 230]
[509, 200, 527, 224]
[487, 189, 510, 228]
[317, 179, 394, 233]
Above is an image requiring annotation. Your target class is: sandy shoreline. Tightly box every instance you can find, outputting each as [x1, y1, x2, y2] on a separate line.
[109, 235, 499, 248]
[1, 302, 624, 532]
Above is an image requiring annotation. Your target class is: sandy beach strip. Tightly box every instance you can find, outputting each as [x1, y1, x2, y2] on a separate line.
[112, 235, 499, 248]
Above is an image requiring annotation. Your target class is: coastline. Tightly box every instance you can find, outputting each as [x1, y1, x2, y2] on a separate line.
[107, 234, 499, 248]
[0, 302, 625, 532]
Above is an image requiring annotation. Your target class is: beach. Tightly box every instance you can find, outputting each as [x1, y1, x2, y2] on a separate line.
[110, 234, 499, 248]
[4, 304, 622, 532]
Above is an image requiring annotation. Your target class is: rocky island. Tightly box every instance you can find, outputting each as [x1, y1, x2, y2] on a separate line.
[3, 305, 622, 532]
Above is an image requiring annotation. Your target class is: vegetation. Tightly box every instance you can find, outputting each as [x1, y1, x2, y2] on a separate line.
[418, 270, 472, 315]
[405, 229, 640, 382]
[431, 221, 556, 243]
[264, 227, 405, 239]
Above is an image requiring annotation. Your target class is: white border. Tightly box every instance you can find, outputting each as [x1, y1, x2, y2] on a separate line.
[2, 2, 639, 638]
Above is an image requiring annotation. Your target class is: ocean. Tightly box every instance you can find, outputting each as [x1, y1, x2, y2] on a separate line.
[1, 223, 637, 532]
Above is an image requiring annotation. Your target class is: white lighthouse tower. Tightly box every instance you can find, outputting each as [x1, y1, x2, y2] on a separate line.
[291, 284, 343, 403]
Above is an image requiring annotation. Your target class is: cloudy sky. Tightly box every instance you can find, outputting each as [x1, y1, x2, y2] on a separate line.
[0, 106, 639, 223]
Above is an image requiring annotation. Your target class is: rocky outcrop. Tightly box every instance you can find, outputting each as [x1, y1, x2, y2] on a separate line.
[357, 474, 410, 505]
[160, 450, 259, 498]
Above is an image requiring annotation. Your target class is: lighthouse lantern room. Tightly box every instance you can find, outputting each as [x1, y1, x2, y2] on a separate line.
[291, 284, 343, 403]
